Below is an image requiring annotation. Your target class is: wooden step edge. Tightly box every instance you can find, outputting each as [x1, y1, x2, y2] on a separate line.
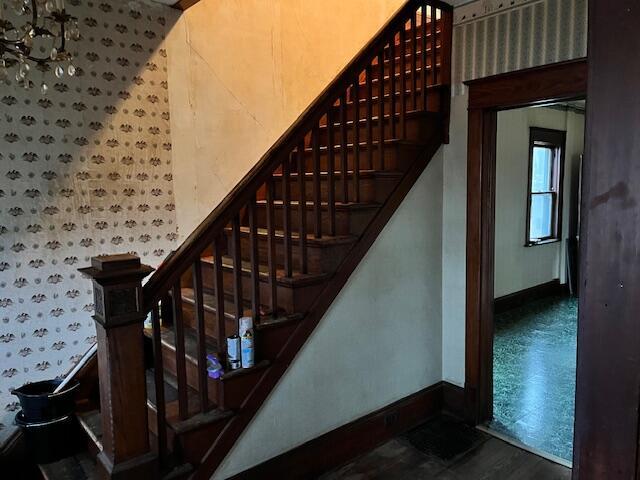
[302, 137, 427, 154]
[383, 44, 441, 64]
[255, 199, 382, 211]
[272, 168, 400, 179]
[221, 359, 270, 381]
[209, 254, 332, 287]
[349, 85, 447, 107]
[77, 410, 103, 453]
[223, 225, 359, 247]
[365, 63, 442, 87]
[163, 463, 195, 480]
[180, 287, 304, 327]
[319, 109, 435, 130]
[38, 451, 96, 480]
[169, 407, 234, 436]
[150, 325, 272, 384]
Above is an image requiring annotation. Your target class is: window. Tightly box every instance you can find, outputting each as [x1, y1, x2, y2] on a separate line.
[526, 128, 566, 246]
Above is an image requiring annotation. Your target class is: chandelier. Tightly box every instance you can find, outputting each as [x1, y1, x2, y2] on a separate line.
[0, 0, 80, 93]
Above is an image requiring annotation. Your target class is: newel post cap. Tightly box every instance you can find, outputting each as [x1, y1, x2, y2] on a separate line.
[79, 254, 154, 328]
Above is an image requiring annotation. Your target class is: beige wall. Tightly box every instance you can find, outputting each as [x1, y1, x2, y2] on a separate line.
[166, 0, 405, 240]
[494, 107, 585, 298]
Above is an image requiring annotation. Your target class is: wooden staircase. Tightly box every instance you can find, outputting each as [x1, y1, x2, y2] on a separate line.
[53, 2, 453, 479]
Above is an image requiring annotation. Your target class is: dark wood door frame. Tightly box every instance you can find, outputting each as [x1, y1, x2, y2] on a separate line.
[463, 58, 588, 425]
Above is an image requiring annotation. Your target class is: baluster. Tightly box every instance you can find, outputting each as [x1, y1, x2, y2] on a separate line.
[248, 195, 260, 319]
[411, 14, 417, 110]
[172, 281, 188, 420]
[151, 305, 167, 464]
[366, 63, 373, 170]
[378, 52, 385, 170]
[192, 259, 209, 412]
[352, 79, 361, 203]
[282, 155, 293, 274]
[400, 25, 407, 138]
[390, 34, 397, 138]
[231, 214, 243, 324]
[312, 124, 322, 238]
[213, 237, 226, 374]
[431, 5, 437, 86]
[340, 92, 349, 203]
[421, 5, 428, 110]
[296, 141, 308, 273]
[327, 109, 336, 235]
[266, 177, 278, 315]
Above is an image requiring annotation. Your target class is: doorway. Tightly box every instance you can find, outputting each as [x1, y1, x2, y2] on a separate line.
[462, 59, 588, 464]
[488, 100, 585, 463]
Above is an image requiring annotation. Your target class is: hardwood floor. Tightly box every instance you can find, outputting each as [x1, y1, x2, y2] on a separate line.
[321, 415, 571, 479]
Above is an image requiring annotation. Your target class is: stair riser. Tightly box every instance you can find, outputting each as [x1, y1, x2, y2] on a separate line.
[301, 142, 421, 175]
[385, 26, 443, 56]
[273, 174, 378, 204]
[318, 112, 434, 146]
[200, 262, 325, 314]
[227, 232, 354, 275]
[257, 321, 298, 360]
[175, 421, 227, 467]
[330, 91, 444, 124]
[255, 203, 378, 237]
[370, 51, 441, 83]
[182, 299, 240, 341]
[159, 341, 266, 412]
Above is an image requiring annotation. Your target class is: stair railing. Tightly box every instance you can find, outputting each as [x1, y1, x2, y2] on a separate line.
[81, 0, 452, 477]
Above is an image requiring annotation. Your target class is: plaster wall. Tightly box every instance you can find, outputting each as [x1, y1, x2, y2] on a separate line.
[165, 0, 406, 240]
[494, 106, 585, 298]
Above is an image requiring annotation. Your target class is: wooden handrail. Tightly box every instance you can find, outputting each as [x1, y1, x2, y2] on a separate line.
[142, 0, 453, 310]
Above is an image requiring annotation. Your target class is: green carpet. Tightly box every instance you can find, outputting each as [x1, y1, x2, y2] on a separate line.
[490, 295, 577, 462]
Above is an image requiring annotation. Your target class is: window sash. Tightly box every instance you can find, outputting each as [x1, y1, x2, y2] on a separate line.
[526, 128, 566, 246]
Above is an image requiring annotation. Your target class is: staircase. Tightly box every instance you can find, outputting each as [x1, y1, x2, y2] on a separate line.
[49, 1, 452, 478]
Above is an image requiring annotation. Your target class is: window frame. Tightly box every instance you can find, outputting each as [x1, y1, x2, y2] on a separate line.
[525, 127, 566, 247]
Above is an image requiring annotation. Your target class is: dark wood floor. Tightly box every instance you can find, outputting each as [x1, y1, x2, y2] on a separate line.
[320, 415, 571, 479]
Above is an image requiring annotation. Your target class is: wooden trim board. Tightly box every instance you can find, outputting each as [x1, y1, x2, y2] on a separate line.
[464, 59, 587, 425]
[230, 381, 463, 479]
[494, 279, 569, 315]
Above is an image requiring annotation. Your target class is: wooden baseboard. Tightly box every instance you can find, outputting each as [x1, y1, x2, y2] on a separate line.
[442, 381, 465, 418]
[231, 381, 463, 479]
[494, 279, 569, 314]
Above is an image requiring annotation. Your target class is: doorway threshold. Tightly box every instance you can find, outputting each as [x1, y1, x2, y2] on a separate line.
[477, 424, 573, 469]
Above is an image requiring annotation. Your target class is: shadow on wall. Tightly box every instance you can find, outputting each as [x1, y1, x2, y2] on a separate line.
[0, 0, 179, 436]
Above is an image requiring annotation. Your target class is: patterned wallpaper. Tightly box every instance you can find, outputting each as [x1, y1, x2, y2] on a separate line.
[452, 0, 588, 94]
[0, 0, 179, 433]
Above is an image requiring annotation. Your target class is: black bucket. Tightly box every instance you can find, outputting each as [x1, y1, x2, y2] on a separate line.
[14, 412, 81, 464]
[12, 379, 79, 422]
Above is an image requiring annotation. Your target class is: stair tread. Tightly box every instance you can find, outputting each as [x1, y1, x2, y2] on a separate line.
[180, 287, 304, 323]
[77, 410, 103, 453]
[272, 168, 403, 178]
[320, 110, 434, 130]
[38, 451, 96, 480]
[256, 199, 380, 210]
[151, 325, 271, 381]
[224, 225, 358, 246]
[350, 87, 446, 108]
[202, 254, 331, 286]
[303, 137, 426, 154]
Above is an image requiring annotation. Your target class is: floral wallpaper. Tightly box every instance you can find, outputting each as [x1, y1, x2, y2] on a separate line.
[0, 0, 179, 435]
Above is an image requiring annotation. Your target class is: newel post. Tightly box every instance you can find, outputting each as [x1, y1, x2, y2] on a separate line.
[79, 254, 156, 479]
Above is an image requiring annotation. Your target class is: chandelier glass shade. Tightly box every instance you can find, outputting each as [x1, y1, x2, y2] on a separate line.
[0, 0, 80, 93]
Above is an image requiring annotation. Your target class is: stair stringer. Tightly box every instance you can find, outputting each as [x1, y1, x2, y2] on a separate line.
[194, 139, 445, 479]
